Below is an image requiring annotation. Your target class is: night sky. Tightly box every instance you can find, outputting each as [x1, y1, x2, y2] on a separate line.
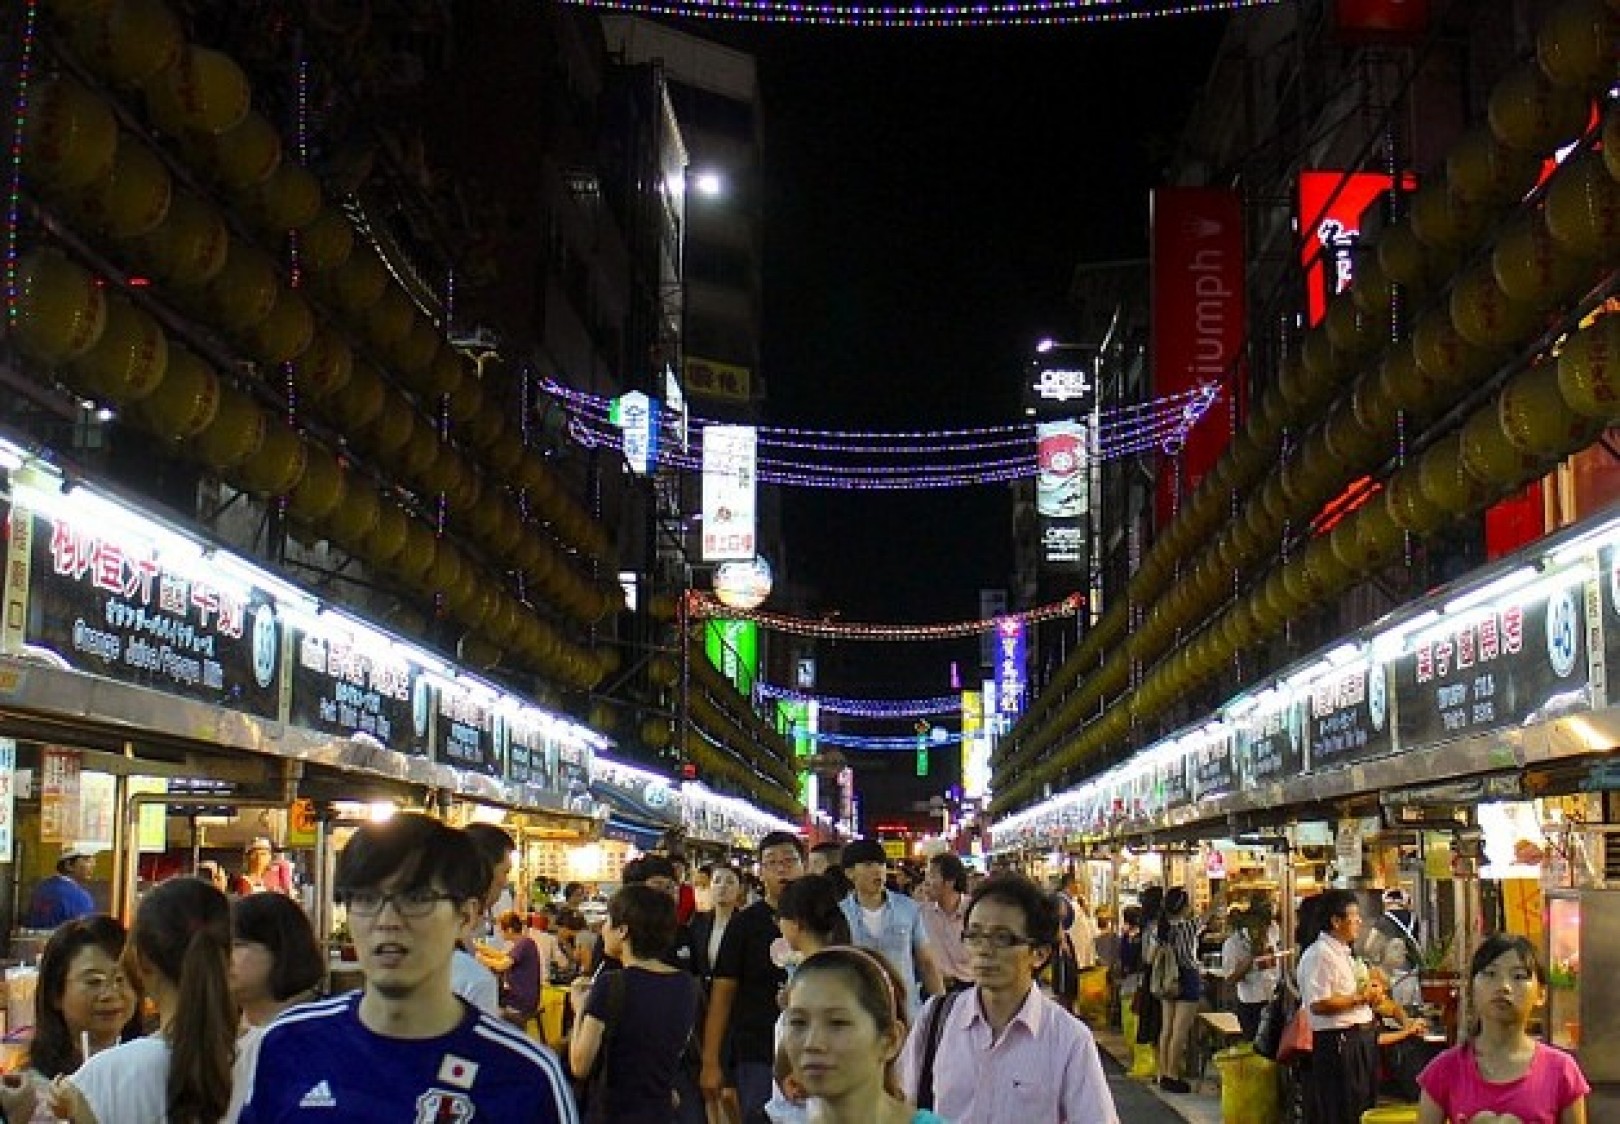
[691, 17, 1229, 818]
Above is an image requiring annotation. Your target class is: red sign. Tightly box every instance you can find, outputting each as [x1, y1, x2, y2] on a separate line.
[1150, 187, 1245, 530]
[1333, 0, 1429, 42]
[1298, 170, 1402, 326]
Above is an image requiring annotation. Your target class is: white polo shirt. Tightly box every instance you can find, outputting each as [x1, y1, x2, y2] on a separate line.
[1297, 931, 1371, 1031]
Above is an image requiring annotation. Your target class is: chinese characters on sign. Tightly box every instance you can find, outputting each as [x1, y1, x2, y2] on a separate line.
[40, 746, 80, 844]
[995, 619, 1027, 719]
[701, 425, 758, 562]
[1307, 661, 1391, 769]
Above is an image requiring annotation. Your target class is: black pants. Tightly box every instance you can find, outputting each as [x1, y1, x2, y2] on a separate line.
[1234, 999, 1268, 1040]
[1307, 1025, 1377, 1124]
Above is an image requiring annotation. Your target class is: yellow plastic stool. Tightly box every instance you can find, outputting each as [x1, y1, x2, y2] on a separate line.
[1214, 1045, 1280, 1124]
[1361, 1107, 1420, 1124]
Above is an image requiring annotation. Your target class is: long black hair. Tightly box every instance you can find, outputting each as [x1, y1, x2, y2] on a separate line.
[777, 874, 852, 946]
[30, 915, 139, 1079]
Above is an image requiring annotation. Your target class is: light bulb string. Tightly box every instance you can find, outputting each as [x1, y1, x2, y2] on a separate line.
[684, 590, 1081, 638]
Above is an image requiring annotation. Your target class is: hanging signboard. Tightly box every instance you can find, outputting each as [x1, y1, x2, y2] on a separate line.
[286, 625, 430, 754]
[504, 711, 562, 792]
[40, 746, 81, 844]
[1190, 732, 1239, 800]
[1306, 658, 1393, 771]
[0, 739, 14, 858]
[433, 679, 501, 777]
[1600, 545, 1620, 708]
[1393, 582, 1590, 749]
[701, 425, 757, 562]
[1036, 420, 1090, 573]
[1237, 698, 1306, 788]
[19, 509, 282, 719]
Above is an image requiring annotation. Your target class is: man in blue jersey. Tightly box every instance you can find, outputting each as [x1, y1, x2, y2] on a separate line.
[238, 813, 577, 1123]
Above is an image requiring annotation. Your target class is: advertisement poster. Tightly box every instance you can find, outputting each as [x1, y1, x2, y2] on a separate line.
[1297, 171, 1403, 325]
[1036, 420, 1090, 573]
[994, 619, 1027, 720]
[1306, 658, 1393, 771]
[701, 425, 757, 561]
[504, 711, 561, 792]
[1190, 733, 1239, 800]
[1238, 700, 1305, 788]
[286, 625, 430, 755]
[24, 510, 281, 718]
[1393, 583, 1590, 749]
[433, 679, 501, 777]
[40, 746, 81, 844]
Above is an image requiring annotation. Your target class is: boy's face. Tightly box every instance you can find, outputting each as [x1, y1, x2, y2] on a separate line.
[349, 871, 482, 1002]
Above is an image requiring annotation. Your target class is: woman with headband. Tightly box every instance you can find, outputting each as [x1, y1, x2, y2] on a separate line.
[780, 946, 945, 1124]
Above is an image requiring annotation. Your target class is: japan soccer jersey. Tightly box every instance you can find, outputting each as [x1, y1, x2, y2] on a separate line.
[238, 992, 578, 1123]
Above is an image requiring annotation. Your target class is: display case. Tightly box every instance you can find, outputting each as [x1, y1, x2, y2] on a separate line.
[1544, 889, 1620, 1082]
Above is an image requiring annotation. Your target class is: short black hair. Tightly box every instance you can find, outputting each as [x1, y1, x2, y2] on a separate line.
[758, 830, 806, 860]
[810, 841, 844, 857]
[463, 822, 515, 866]
[628, 854, 679, 884]
[965, 873, 1061, 949]
[336, 813, 489, 907]
[1317, 888, 1360, 935]
[929, 853, 968, 892]
[608, 883, 678, 958]
[776, 874, 852, 944]
[233, 893, 324, 1001]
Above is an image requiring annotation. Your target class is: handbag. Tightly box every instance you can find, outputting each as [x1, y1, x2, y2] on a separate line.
[1276, 1006, 1313, 1064]
[1253, 986, 1296, 1060]
[1150, 941, 1182, 1001]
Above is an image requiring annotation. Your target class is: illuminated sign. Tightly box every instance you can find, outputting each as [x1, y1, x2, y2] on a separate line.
[701, 425, 757, 561]
[1297, 170, 1408, 326]
[713, 556, 773, 611]
[610, 391, 660, 476]
[995, 619, 1027, 718]
[704, 618, 759, 693]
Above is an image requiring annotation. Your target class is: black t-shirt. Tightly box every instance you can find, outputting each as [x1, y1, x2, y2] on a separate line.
[585, 966, 701, 1123]
[712, 899, 786, 1064]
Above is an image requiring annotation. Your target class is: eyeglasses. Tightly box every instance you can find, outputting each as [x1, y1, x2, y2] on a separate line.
[961, 928, 1038, 950]
[760, 854, 803, 869]
[71, 972, 130, 995]
[341, 888, 460, 918]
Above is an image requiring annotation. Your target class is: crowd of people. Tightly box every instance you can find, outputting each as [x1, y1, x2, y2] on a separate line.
[0, 827, 1595, 1124]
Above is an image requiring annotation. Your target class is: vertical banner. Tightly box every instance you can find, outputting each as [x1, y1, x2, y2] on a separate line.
[994, 619, 1027, 722]
[1150, 187, 1245, 530]
[979, 589, 1007, 670]
[611, 391, 661, 476]
[40, 747, 82, 844]
[961, 690, 990, 799]
[701, 425, 757, 562]
[1036, 420, 1091, 573]
[0, 739, 14, 858]
[1298, 171, 1400, 326]
[3, 503, 31, 655]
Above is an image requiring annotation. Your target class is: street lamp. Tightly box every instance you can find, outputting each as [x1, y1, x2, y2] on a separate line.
[691, 170, 725, 199]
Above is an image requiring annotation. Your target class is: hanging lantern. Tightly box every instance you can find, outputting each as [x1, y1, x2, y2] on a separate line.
[183, 110, 281, 191]
[354, 393, 418, 460]
[422, 445, 467, 499]
[243, 287, 315, 365]
[387, 315, 441, 379]
[422, 347, 468, 398]
[392, 521, 438, 584]
[1324, 295, 1382, 359]
[289, 328, 352, 402]
[363, 285, 415, 349]
[1253, 475, 1291, 534]
[143, 45, 251, 136]
[1459, 404, 1544, 491]
[1498, 362, 1603, 455]
[1449, 262, 1543, 349]
[1352, 365, 1402, 435]
[297, 208, 354, 273]
[131, 189, 228, 286]
[235, 161, 322, 235]
[65, 293, 167, 404]
[1250, 384, 1291, 446]
[1376, 221, 1450, 295]
[1354, 502, 1406, 571]
[1492, 211, 1590, 309]
[426, 542, 465, 593]
[446, 375, 485, 425]
[466, 401, 506, 447]
[230, 418, 307, 496]
[1419, 433, 1496, 512]
[285, 441, 346, 523]
[1299, 325, 1350, 385]
[189, 384, 265, 470]
[1383, 466, 1445, 533]
[1487, 64, 1591, 153]
[1536, 0, 1619, 92]
[398, 427, 440, 485]
[320, 250, 387, 314]
[1557, 313, 1620, 420]
[325, 478, 381, 548]
[1323, 400, 1387, 469]
[194, 240, 278, 331]
[70, 0, 183, 85]
[1410, 184, 1492, 252]
[127, 344, 217, 441]
[1280, 436, 1338, 512]
[1412, 308, 1503, 391]
[1545, 151, 1620, 260]
[1350, 252, 1394, 316]
[22, 76, 117, 192]
[11, 249, 107, 363]
[1445, 128, 1543, 204]
[459, 635, 504, 673]
[67, 136, 171, 239]
[321, 362, 385, 432]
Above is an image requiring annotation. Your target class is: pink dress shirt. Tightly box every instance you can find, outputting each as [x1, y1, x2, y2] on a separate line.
[899, 982, 1119, 1124]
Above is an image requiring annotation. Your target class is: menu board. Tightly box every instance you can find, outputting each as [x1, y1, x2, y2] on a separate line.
[1306, 660, 1393, 771]
[286, 626, 430, 754]
[1159, 752, 1191, 811]
[434, 679, 501, 776]
[22, 510, 281, 718]
[1394, 585, 1590, 749]
[1602, 545, 1620, 707]
[557, 741, 594, 812]
[1238, 701, 1305, 788]
[1190, 733, 1239, 800]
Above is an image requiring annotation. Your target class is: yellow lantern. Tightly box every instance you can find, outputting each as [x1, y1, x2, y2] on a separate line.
[399, 428, 441, 484]
[67, 136, 171, 238]
[355, 393, 418, 460]
[131, 189, 228, 287]
[230, 418, 307, 496]
[325, 477, 381, 547]
[1412, 308, 1502, 391]
[70, 0, 182, 85]
[1350, 252, 1393, 316]
[1323, 401, 1387, 468]
[486, 430, 526, 475]
[297, 208, 354, 273]
[1487, 64, 1591, 153]
[423, 347, 468, 398]
[1328, 512, 1374, 574]
[1299, 325, 1349, 384]
[236, 161, 322, 235]
[1498, 363, 1602, 455]
[1445, 128, 1543, 204]
[1324, 296, 1382, 359]
[459, 635, 503, 672]
[1354, 502, 1406, 572]
[285, 441, 347, 523]
[143, 45, 251, 136]
[1459, 405, 1543, 491]
[1492, 211, 1590, 309]
[1419, 433, 1495, 512]
[1281, 438, 1338, 513]
[189, 384, 265, 470]
[1449, 263, 1542, 349]
[127, 344, 218, 440]
[22, 76, 117, 192]
[321, 362, 385, 432]
[1377, 220, 1452, 294]
[363, 285, 415, 349]
[422, 446, 467, 499]
[1409, 184, 1491, 251]
[1352, 367, 1401, 436]
[65, 293, 167, 403]
[446, 375, 485, 425]
[466, 401, 506, 447]
[289, 328, 352, 402]
[244, 287, 315, 365]
[392, 520, 439, 585]
[11, 248, 107, 363]
[1545, 151, 1620, 260]
[1536, 0, 1619, 92]
[1557, 313, 1620, 420]
[195, 240, 278, 331]
[1383, 467, 1445, 533]
[320, 250, 387, 314]
[184, 110, 281, 191]
[387, 315, 440, 378]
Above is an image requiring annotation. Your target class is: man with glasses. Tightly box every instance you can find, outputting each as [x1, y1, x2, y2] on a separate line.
[239, 813, 577, 1122]
[699, 829, 805, 1119]
[900, 873, 1118, 1123]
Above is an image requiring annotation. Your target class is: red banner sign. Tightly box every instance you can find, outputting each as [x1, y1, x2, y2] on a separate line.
[1150, 187, 1245, 530]
[1298, 170, 1398, 326]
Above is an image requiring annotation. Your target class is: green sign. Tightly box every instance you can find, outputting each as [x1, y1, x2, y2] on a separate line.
[703, 619, 759, 693]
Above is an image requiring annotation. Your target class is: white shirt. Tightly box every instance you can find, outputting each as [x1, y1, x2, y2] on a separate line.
[1222, 924, 1282, 1005]
[900, 984, 1119, 1124]
[69, 1032, 258, 1124]
[1297, 932, 1371, 1031]
[451, 946, 501, 1013]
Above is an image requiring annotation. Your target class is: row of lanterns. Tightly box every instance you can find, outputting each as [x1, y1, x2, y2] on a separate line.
[687, 652, 799, 790]
[996, 0, 1620, 811]
[16, 0, 623, 688]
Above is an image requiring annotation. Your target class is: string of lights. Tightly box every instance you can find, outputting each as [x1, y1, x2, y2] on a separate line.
[685, 590, 1083, 639]
[558, 0, 1277, 29]
[803, 729, 966, 749]
[757, 682, 962, 718]
[4, 0, 40, 331]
